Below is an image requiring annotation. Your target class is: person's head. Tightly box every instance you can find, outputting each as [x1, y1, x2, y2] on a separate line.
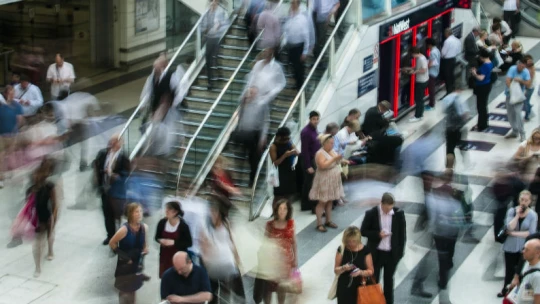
[291, 0, 300, 11]
[519, 190, 533, 209]
[380, 192, 395, 214]
[325, 122, 339, 136]
[491, 23, 501, 33]
[272, 199, 293, 221]
[522, 239, 540, 263]
[209, 0, 219, 9]
[309, 111, 320, 128]
[172, 251, 193, 277]
[319, 133, 334, 151]
[511, 40, 522, 52]
[276, 127, 291, 144]
[479, 30, 488, 41]
[347, 108, 361, 120]
[125, 203, 143, 224]
[478, 48, 491, 62]
[517, 60, 526, 72]
[3, 85, 14, 101]
[444, 28, 452, 38]
[108, 134, 123, 152]
[528, 129, 540, 146]
[55, 53, 64, 67]
[165, 200, 184, 220]
[153, 54, 168, 72]
[20, 74, 30, 89]
[523, 54, 535, 68]
[342, 226, 362, 250]
[378, 100, 391, 113]
[425, 38, 436, 49]
[493, 17, 502, 24]
[261, 48, 276, 62]
[410, 46, 422, 57]
[472, 26, 480, 36]
[11, 73, 20, 84]
[346, 120, 360, 134]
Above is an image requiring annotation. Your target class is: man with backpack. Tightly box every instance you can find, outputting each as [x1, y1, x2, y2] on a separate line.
[504, 238, 540, 304]
[442, 90, 469, 169]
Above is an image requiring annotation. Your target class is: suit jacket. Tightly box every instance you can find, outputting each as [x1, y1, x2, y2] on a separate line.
[361, 106, 386, 137]
[464, 32, 479, 66]
[360, 205, 406, 260]
[93, 148, 131, 197]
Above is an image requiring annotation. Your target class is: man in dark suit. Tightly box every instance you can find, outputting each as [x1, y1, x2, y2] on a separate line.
[94, 134, 131, 245]
[463, 26, 480, 68]
[360, 192, 406, 304]
[361, 100, 391, 137]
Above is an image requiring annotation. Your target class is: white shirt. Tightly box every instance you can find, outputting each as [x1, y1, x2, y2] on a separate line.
[284, 11, 310, 55]
[516, 263, 540, 304]
[501, 20, 513, 37]
[441, 35, 462, 59]
[164, 220, 180, 233]
[377, 205, 394, 251]
[14, 83, 43, 115]
[55, 92, 100, 121]
[246, 59, 286, 105]
[504, 0, 518, 11]
[415, 54, 429, 83]
[333, 127, 358, 155]
[46, 62, 76, 97]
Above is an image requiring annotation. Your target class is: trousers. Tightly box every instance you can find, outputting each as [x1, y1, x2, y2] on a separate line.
[373, 250, 398, 304]
[506, 97, 525, 137]
[441, 58, 456, 94]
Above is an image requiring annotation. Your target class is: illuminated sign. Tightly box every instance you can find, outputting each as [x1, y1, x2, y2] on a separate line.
[392, 19, 411, 35]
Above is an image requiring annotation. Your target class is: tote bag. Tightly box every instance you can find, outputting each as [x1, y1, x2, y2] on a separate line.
[328, 245, 344, 300]
[509, 81, 526, 105]
[267, 165, 280, 187]
[357, 277, 386, 304]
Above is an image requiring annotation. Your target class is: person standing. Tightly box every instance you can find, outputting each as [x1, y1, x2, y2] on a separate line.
[440, 28, 462, 97]
[362, 101, 391, 137]
[505, 60, 531, 141]
[256, 1, 281, 51]
[523, 54, 536, 122]
[46, 53, 75, 100]
[360, 193, 406, 304]
[463, 26, 480, 69]
[202, 0, 228, 90]
[312, 0, 340, 59]
[270, 127, 299, 203]
[300, 111, 321, 211]
[284, 0, 310, 91]
[14, 75, 43, 116]
[408, 47, 429, 123]
[503, 0, 520, 38]
[426, 38, 441, 110]
[471, 48, 494, 132]
[0, 86, 24, 188]
[442, 90, 469, 168]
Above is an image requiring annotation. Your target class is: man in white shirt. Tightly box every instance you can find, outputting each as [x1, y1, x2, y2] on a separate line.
[514, 239, 540, 304]
[14, 75, 43, 116]
[284, 0, 311, 91]
[313, 0, 340, 59]
[426, 38, 441, 109]
[245, 48, 286, 105]
[333, 120, 367, 163]
[503, 0, 520, 38]
[440, 28, 462, 96]
[46, 53, 75, 99]
[408, 47, 429, 122]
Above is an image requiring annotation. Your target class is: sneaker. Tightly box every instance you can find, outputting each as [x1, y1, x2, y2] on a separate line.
[425, 106, 434, 111]
[409, 117, 422, 123]
[33, 270, 41, 278]
[505, 133, 518, 139]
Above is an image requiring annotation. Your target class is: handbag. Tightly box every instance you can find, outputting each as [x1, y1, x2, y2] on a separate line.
[494, 51, 504, 68]
[357, 277, 386, 304]
[497, 209, 514, 243]
[328, 245, 344, 300]
[11, 193, 38, 240]
[278, 268, 303, 294]
[268, 165, 280, 187]
[509, 81, 526, 105]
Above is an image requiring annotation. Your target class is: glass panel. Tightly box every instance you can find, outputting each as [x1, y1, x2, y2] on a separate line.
[165, 0, 200, 51]
[362, 0, 386, 21]
[392, 0, 409, 8]
[397, 29, 414, 112]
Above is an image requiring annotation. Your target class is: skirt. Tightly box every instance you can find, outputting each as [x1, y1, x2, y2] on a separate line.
[309, 165, 344, 202]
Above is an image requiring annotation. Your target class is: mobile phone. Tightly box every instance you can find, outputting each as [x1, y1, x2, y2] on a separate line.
[351, 268, 360, 273]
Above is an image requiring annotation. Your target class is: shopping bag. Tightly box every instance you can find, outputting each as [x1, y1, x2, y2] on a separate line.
[503, 286, 518, 304]
[509, 81, 526, 105]
[279, 268, 302, 294]
[327, 273, 340, 300]
[11, 193, 38, 240]
[494, 51, 504, 68]
[267, 165, 280, 187]
[357, 277, 386, 304]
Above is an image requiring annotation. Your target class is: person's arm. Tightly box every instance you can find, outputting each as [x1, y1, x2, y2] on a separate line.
[142, 223, 149, 254]
[351, 252, 374, 277]
[514, 145, 530, 160]
[109, 225, 128, 252]
[329, 1, 340, 21]
[174, 220, 193, 250]
[506, 207, 521, 231]
[292, 221, 298, 268]
[301, 16, 310, 58]
[167, 292, 213, 304]
[65, 64, 75, 84]
[360, 210, 381, 241]
[46, 65, 54, 83]
[259, 64, 287, 105]
[441, 41, 449, 58]
[271, 144, 295, 166]
[334, 249, 352, 275]
[50, 184, 59, 225]
[399, 211, 407, 258]
[506, 76, 513, 88]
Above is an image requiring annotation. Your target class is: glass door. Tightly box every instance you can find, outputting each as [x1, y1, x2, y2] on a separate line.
[398, 29, 414, 111]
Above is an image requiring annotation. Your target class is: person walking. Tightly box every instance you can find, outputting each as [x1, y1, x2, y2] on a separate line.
[300, 111, 321, 211]
[440, 28, 462, 97]
[312, 0, 340, 60]
[442, 90, 469, 168]
[505, 60, 531, 141]
[256, 1, 281, 51]
[426, 38, 441, 110]
[246, 48, 286, 106]
[408, 47, 429, 123]
[202, 0, 228, 90]
[471, 49, 494, 132]
[503, 0, 521, 38]
[284, 0, 310, 91]
[360, 193, 406, 304]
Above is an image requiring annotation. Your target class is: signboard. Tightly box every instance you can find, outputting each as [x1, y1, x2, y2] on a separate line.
[135, 0, 160, 34]
[452, 23, 463, 39]
[363, 55, 374, 72]
[358, 71, 378, 98]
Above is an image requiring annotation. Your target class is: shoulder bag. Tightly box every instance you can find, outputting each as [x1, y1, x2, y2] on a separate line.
[504, 268, 540, 304]
[328, 245, 344, 300]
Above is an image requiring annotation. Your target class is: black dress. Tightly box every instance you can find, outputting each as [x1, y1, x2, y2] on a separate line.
[273, 142, 297, 197]
[336, 246, 371, 304]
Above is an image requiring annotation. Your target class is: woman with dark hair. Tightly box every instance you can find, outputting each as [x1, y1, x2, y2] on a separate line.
[471, 48, 494, 132]
[270, 127, 299, 203]
[154, 200, 193, 278]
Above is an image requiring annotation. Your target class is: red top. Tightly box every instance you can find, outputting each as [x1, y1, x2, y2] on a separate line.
[266, 219, 296, 275]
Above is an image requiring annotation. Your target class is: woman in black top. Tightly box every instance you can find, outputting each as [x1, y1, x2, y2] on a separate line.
[334, 226, 374, 304]
[270, 127, 299, 203]
[154, 200, 192, 277]
[31, 158, 59, 278]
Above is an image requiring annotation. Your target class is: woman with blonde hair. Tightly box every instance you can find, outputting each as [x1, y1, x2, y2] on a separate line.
[513, 128, 540, 183]
[501, 40, 524, 71]
[334, 226, 374, 304]
[109, 203, 149, 304]
[310, 134, 346, 232]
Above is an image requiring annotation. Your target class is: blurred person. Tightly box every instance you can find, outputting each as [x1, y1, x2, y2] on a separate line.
[501, 40, 524, 72]
[14, 74, 43, 116]
[246, 48, 286, 105]
[235, 86, 269, 186]
[300, 111, 321, 211]
[246, 0, 266, 45]
[362, 101, 391, 137]
[155, 200, 193, 278]
[442, 90, 469, 169]
[202, 0, 228, 90]
[505, 60, 531, 142]
[360, 193, 406, 304]
[161, 251, 213, 303]
[399, 126, 439, 177]
[0, 85, 25, 188]
[340, 108, 361, 129]
[109, 203, 150, 304]
[523, 54, 535, 122]
[95, 134, 131, 245]
[489, 23, 504, 48]
[325, 122, 339, 136]
[514, 129, 540, 184]
[334, 226, 374, 304]
[471, 48, 494, 132]
[406, 47, 429, 123]
[498, 190, 538, 297]
[502, 0, 520, 38]
[493, 17, 513, 45]
[530, 167, 540, 215]
[256, 1, 281, 50]
[270, 127, 299, 203]
[46, 53, 75, 99]
[440, 28, 462, 96]
[140, 54, 175, 123]
[493, 167, 526, 241]
[200, 196, 245, 304]
[312, 0, 340, 60]
[365, 119, 404, 167]
[284, 0, 311, 91]
[258, 199, 298, 304]
[310, 134, 346, 232]
[209, 156, 240, 217]
[426, 38, 441, 109]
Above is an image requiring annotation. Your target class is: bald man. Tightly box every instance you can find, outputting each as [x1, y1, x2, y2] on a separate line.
[161, 251, 212, 304]
[506, 239, 540, 304]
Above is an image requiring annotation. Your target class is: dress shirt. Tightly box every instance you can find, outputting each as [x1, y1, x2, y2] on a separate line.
[284, 11, 310, 55]
[203, 5, 229, 39]
[246, 59, 286, 105]
[441, 35, 462, 59]
[300, 124, 321, 169]
[503, 0, 518, 10]
[313, 0, 339, 22]
[14, 83, 44, 116]
[377, 205, 394, 251]
[501, 20, 512, 37]
[428, 47, 441, 77]
[46, 62, 76, 97]
[333, 127, 358, 155]
[257, 10, 281, 49]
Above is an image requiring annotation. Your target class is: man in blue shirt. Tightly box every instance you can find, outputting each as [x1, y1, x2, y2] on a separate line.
[505, 60, 531, 141]
[161, 251, 212, 304]
[0, 85, 24, 188]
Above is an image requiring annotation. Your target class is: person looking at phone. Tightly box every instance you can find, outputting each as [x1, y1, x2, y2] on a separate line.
[514, 129, 540, 183]
[499, 190, 538, 298]
[270, 127, 300, 203]
[360, 193, 406, 304]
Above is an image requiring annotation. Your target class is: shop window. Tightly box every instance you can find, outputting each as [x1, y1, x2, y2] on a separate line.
[362, 0, 386, 21]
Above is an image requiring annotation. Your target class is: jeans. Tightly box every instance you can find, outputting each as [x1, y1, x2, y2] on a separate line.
[506, 96, 525, 138]
[445, 129, 462, 156]
[414, 81, 428, 118]
[287, 43, 305, 91]
[524, 87, 534, 120]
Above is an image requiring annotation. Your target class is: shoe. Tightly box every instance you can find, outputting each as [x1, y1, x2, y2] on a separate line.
[102, 238, 111, 245]
[424, 106, 434, 111]
[6, 238, 22, 248]
[325, 221, 338, 229]
[316, 225, 327, 232]
[497, 288, 508, 298]
[411, 288, 432, 298]
[520, 134, 526, 142]
[505, 133, 518, 139]
[140, 274, 151, 281]
[409, 117, 422, 123]
[33, 270, 41, 278]
[47, 254, 54, 261]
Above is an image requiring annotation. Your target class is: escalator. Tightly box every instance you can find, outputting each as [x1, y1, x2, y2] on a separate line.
[486, 0, 540, 37]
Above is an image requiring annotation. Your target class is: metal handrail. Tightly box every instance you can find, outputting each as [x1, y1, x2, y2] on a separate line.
[176, 0, 285, 193]
[249, 0, 355, 216]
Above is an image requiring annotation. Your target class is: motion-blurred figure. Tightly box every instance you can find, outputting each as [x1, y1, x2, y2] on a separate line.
[442, 90, 469, 169]
[246, 48, 286, 105]
[284, 0, 312, 91]
[202, 0, 229, 90]
[14, 75, 43, 116]
[312, 0, 340, 59]
[0, 85, 25, 188]
[46, 53, 75, 99]
[256, 1, 281, 50]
